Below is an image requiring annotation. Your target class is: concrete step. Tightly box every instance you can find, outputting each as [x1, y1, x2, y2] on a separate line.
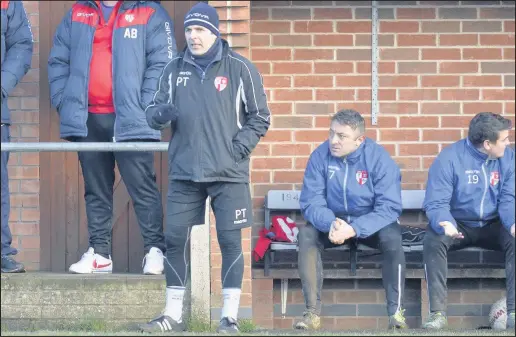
[1, 272, 193, 331]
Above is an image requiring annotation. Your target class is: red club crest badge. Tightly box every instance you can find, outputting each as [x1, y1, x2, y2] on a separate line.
[490, 171, 499, 186]
[356, 170, 368, 185]
[214, 76, 228, 92]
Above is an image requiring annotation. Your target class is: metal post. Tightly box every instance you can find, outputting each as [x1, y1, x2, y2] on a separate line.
[371, 0, 379, 126]
[0, 142, 169, 152]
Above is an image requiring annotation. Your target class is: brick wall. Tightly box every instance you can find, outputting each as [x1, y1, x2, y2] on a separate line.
[6, 1, 40, 271]
[249, 0, 514, 329]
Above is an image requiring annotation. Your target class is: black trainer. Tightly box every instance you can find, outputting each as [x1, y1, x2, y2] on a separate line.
[217, 317, 239, 334]
[1, 255, 25, 273]
[138, 314, 185, 333]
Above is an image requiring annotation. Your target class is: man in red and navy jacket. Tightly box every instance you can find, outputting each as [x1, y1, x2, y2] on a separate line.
[1, 0, 33, 273]
[48, 1, 176, 275]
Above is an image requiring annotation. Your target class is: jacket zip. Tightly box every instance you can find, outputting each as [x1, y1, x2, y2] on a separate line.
[111, 6, 122, 142]
[479, 159, 489, 226]
[343, 158, 350, 223]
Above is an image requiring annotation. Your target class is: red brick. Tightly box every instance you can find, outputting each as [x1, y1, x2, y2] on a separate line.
[261, 130, 292, 142]
[381, 130, 419, 141]
[253, 144, 271, 156]
[251, 35, 270, 47]
[423, 129, 462, 141]
[380, 21, 419, 33]
[337, 21, 372, 33]
[294, 21, 333, 33]
[314, 34, 353, 47]
[397, 8, 436, 20]
[336, 75, 370, 87]
[273, 62, 312, 74]
[313, 8, 352, 20]
[422, 48, 461, 60]
[314, 62, 353, 74]
[439, 62, 478, 74]
[399, 89, 438, 101]
[422, 102, 461, 115]
[463, 48, 503, 60]
[439, 34, 478, 46]
[274, 89, 313, 101]
[480, 34, 515, 46]
[273, 171, 304, 183]
[398, 34, 436, 46]
[295, 157, 310, 169]
[440, 89, 480, 100]
[421, 75, 460, 87]
[482, 89, 515, 101]
[271, 144, 312, 156]
[399, 116, 439, 128]
[395, 157, 422, 170]
[400, 144, 439, 156]
[252, 48, 291, 61]
[421, 21, 460, 33]
[252, 158, 292, 170]
[379, 75, 418, 87]
[262, 75, 292, 88]
[380, 48, 419, 60]
[273, 34, 312, 46]
[268, 103, 292, 116]
[294, 76, 333, 87]
[251, 8, 269, 20]
[251, 21, 290, 34]
[356, 61, 396, 74]
[358, 89, 395, 101]
[294, 49, 334, 60]
[463, 102, 503, 114]
[504, 21, 515, 33]
[379, 102, 418, 114]
[315, 89, 355, 101]
[295, 130, 330, 142]
[254, 62, 270, 74]
[398, 62, 437, 74]
[355, 34, 395, 47]
[463, 75, 502, 87]
[504, 48, 515, 60]
[296, 103, 335, 115]
[250, 171, 270, 183]
[336, 102, 372, 114]
[336, 49, 371, 60]
[272, 116, 313, 129]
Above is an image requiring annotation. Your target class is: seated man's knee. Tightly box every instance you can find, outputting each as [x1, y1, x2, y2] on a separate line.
[377, 223, 403, 252]
[423, 227, 450, 250]
[299, 224, 320, 249]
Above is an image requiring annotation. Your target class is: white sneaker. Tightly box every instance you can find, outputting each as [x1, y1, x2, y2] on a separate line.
[69, 247, 113, 274]
[143, 247, 164, 275]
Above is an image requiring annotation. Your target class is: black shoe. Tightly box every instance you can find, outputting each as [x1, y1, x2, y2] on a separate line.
[138, 314, 185, 333]
[1, 255, 25, 273]
[217, 317, 239, 333]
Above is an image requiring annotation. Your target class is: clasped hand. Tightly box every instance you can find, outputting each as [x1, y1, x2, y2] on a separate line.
[328, 218, 356, 245]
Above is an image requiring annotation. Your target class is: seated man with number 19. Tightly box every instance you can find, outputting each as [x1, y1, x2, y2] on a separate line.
[422, 112, 515, 330]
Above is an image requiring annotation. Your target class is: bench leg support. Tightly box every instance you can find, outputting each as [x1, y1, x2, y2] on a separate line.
[281, 278, 288, 318]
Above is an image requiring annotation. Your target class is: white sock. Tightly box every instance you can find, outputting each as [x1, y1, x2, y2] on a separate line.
[164, 286, 185, 323]
[221, 288, 241, 320]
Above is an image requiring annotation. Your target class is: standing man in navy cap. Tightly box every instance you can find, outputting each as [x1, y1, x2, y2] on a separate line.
[139, 2, 270, 333]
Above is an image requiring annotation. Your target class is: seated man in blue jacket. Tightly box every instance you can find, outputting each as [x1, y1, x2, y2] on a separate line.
[423, 112, 515, 330]
[295, 109, 407, 330]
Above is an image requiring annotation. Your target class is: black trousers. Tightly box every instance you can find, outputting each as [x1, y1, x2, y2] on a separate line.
[298, 221, 406, 316]
[424, 219, 515, 313]
[77, 113, 165, 257]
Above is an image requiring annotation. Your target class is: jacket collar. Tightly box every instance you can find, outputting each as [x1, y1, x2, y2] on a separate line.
[465, 138, 489, 162]
[183, 38, 230, 67]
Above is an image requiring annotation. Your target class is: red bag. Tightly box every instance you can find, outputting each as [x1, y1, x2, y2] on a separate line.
[253, 216, 299, 262]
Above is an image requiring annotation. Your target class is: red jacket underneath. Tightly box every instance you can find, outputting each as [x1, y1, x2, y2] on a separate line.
[88, 1, 122, 114]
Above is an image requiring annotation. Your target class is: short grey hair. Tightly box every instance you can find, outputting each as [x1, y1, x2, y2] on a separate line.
[468, 112, 512, 147]
[331, 109, 365, 135]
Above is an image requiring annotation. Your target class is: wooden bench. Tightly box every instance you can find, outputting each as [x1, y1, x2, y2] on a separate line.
[259, 189, 505, 318]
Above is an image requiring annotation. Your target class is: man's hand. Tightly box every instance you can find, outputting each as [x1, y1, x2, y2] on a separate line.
[329, 218, 356, 245]
[150, 104, 177, 125]
[511, 224, 515, 238]
[439, 221, 464, 239]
